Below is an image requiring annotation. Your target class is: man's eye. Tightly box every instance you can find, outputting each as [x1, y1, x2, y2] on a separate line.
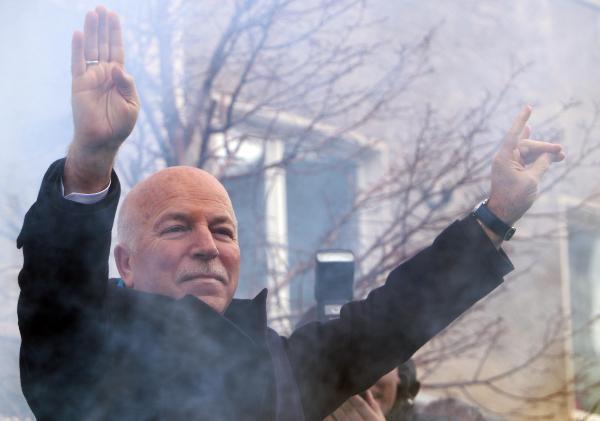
[162, 225, 188, 235]
[213, 227, 234, 238]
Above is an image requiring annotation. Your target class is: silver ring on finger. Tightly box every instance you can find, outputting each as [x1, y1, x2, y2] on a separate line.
[85, 59, 100, 65]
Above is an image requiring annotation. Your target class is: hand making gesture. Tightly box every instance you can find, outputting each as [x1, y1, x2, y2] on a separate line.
[65, 6, 139, 194]
[484, 106, 565, 245]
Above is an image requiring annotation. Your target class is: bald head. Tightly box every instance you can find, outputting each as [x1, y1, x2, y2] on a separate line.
[117, 166, 235, 250]
[114, 166, 241, 312]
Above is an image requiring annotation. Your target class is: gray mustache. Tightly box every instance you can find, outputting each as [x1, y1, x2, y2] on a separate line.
[177, 263, 228, 284]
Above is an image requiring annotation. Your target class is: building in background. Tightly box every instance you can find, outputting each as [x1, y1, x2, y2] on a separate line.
[561, 200, 600, 417]
[215, 101, 383, 331]
[1, 1, 600, 419]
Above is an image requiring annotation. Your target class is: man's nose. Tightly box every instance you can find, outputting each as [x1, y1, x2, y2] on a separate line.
[189, 227, 219, 260]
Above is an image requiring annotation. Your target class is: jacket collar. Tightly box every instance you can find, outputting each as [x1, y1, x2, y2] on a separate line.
[109, 279, 270, 345]
[224, 288, 269, 342]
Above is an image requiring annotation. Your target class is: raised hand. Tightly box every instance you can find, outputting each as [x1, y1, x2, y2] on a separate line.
[65, 6, 139, 194]
[486, 106, 564, 238]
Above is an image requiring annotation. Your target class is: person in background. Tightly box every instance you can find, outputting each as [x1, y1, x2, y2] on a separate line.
[323, 360, 421, 421]
[381, 360, 421, 421]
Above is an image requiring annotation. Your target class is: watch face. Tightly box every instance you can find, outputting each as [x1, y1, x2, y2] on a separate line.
[504, 227, 516, 241]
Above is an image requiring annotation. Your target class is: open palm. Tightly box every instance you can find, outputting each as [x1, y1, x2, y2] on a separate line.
[71, 7, 139, 150]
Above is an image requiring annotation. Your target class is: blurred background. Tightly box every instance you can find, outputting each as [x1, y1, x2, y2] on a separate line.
[1, 0, 599, 419]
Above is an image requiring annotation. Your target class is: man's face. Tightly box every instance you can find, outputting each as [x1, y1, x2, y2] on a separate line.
[116, 168, 240, 313]
[368, 368, 399, 415]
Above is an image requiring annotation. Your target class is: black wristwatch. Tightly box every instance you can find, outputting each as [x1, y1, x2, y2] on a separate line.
[473, 200, 516, 241]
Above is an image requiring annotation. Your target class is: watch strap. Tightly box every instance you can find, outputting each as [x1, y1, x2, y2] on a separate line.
[473, 201, 516, 241]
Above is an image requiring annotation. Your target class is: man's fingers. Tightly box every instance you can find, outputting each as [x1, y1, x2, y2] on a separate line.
[348, 395, 369, 410]
[108, 11, 125, 64]
[84, 11, 99, 61]
[553, 150, 566, 162]
[348, 394, 383, 419]
[96, 6, 109, 62]
[71, 31, 85, 77]
[518, 139, 562, 162]
[520, 124, 531, 140]
[336, 401, 357, 421]
[509, 105, 532, 139]
[528, 153, 553, 180]
[502, 105, 532, 154]
[363, 390, 381, 413]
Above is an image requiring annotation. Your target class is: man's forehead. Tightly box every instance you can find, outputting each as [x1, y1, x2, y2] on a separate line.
[140, 167, 226, 195]
[151, 166, 224, 189]
[127, 166, 235, 219]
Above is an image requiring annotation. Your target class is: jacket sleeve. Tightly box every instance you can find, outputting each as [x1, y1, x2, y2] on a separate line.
[16, 158, 120, 418]
[286, 215, 514, 420]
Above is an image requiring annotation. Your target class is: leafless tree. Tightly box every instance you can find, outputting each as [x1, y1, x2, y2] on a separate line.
[411, 308, 600, 419]
[4, 0, 600, 418]
[117, 0, 433, 185]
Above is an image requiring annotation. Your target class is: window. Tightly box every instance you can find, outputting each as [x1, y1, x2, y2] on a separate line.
[563, 203, 600, 416]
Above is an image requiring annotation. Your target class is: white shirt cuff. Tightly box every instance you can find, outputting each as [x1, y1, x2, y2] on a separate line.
[60, 178, 111, 204]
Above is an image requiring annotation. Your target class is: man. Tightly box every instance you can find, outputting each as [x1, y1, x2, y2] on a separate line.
[17, 6, 564, 421]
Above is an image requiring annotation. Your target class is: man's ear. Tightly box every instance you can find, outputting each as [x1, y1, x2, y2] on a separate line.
[114, 243, 134, 288]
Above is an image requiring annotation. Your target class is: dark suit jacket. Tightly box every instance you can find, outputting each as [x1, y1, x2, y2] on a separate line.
[17, 159, 513, 420]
